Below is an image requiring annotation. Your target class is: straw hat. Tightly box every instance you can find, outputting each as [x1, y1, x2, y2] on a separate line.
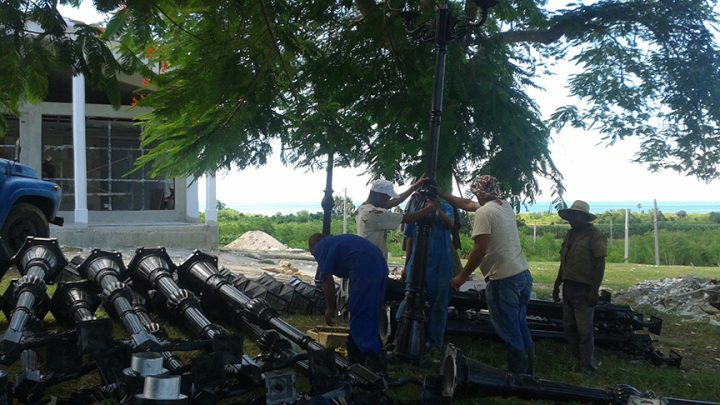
[558, 200, 597, 221]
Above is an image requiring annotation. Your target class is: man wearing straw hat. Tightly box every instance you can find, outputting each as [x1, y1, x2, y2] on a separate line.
[553, 200, 607, 375]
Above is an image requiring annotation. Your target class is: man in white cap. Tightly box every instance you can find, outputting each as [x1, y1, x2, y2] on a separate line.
[356, 176, 436, 260]
[553, 200, 607, 376]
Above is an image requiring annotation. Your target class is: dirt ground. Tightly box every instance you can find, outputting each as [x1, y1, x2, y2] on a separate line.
[60, 244, 319, 284]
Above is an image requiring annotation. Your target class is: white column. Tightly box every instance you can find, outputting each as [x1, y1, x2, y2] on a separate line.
[205, 173, 217, 224]
[72, 74, 88, 225]
[18, 103, 42, 172]
[185, 177, 199, 222]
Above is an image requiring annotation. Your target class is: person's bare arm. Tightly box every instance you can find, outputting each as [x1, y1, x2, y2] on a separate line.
[401, 236, 413, 284]
[386, 175, 429, 208]
[435, 188, 480, 212]
[402, 199, 440, 223]
[450, 234, 489, 290]
[321, 277, 336, 325]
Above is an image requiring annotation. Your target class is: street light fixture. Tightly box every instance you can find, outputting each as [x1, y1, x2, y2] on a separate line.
[393, 0, 497, 361]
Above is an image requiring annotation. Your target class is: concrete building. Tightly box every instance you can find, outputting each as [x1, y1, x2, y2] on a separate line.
[1, 21, 218, 249]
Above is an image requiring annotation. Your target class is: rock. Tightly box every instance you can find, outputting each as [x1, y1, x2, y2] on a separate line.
[262, 259, 300, 276]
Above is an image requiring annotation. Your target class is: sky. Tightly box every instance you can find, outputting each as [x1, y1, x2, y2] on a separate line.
[58, 2, 720, 211]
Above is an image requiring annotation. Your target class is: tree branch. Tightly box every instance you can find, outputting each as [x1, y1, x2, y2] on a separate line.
[257, 0, 299, 97]
[354, 0, 377, 18]
[464, 0, 479, 20]
[153, 5, 204, 42]
[500, 28, 563, 44]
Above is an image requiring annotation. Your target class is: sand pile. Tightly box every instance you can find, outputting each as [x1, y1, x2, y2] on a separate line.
[224, 231, 288, 251]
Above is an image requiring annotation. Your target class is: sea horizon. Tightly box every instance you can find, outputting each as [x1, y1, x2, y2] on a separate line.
[212, 200, 720, 216]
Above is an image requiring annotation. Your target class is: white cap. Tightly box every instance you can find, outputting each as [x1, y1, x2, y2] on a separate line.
[369, 179, 398, 198]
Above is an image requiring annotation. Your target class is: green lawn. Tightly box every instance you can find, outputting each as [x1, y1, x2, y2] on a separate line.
[530, 261, 720, 299]
[0, 262, 718, 403]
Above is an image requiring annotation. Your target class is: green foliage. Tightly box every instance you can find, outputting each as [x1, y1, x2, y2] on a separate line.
[97, 0, 720, 194]
[4, 0, 720, 203]
[710, 212, 720, 223]
[548, 0, 720, 181]
[0, 1, 133, 135]
[217, 209, 275, 245]
[332, 195, 356, 218]
[217, 208, 355, 247]
[91, 0, 575, 201]
[217, 208, 720, 266]
[517, 211, 720, 266]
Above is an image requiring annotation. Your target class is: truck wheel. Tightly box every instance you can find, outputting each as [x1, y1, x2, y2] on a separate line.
[0, 203, 50, 255]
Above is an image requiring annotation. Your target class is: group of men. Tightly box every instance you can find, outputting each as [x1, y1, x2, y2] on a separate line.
[308, 175, 607, 377]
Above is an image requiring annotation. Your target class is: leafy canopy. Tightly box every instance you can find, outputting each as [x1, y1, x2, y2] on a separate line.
[0, 0, 134, 133]
[2, 0, 720, 204]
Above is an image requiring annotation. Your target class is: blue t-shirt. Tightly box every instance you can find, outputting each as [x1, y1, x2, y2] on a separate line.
[312, 234, 387, 286]
[404, 202, 454, 277]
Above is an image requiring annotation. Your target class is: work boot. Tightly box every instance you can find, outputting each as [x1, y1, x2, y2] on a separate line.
[346, 340, 366, 365]
[365, 351, 388, 374]
[525, 343, 535, 376]
[506, 349, 529, 376]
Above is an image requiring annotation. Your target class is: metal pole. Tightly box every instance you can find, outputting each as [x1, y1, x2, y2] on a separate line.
[394, 1, 450, 360]
[653, 199, 660, 266]
[624, 209, 629, 263]
[321, 151, 334, 236]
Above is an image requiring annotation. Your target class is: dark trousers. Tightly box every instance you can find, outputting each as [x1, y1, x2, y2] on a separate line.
[561, 280, 596, 369]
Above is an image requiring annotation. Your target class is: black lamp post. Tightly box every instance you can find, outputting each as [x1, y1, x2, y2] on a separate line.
[0, 237, 66, 363]
[322, 151, 335, 236]
[393, 0, 496, 360]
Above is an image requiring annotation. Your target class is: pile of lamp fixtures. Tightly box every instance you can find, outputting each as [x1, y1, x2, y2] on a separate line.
[0, 237, 717, 405]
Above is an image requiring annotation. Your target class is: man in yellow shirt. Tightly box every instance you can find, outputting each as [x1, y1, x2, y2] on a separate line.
[553, 200, 607, 375]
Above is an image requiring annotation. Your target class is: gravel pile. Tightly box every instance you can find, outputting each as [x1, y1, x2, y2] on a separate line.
[615, 275, 720, 325]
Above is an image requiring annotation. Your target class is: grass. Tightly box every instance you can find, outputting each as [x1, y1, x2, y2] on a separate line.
[530, 261, 720, 296]
[0, 262, 718, 403]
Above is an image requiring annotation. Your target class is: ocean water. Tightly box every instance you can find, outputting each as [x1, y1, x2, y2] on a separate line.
[222, 201, 720, 216]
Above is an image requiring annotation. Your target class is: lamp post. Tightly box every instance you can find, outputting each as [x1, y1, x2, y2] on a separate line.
[322, 151, 335, 236]
[392, 0, 497, 360]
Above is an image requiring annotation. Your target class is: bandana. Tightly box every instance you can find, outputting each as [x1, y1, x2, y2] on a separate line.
[470, 175, 501, 199]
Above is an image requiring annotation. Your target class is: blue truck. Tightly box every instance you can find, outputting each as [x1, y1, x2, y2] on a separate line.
[0, 155, 64, 261]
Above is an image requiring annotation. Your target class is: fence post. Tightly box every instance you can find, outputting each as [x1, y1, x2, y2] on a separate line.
[624, 208, 629, 263]
[653, 199, 660, 266]
[533, 224, 537, 245]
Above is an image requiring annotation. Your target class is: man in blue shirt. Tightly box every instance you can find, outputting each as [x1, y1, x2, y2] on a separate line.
[396, 198, 455, 351]
[308, 233, 389, 369]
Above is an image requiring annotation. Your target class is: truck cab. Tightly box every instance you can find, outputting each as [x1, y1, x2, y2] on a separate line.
[0, 155, 64, 258]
